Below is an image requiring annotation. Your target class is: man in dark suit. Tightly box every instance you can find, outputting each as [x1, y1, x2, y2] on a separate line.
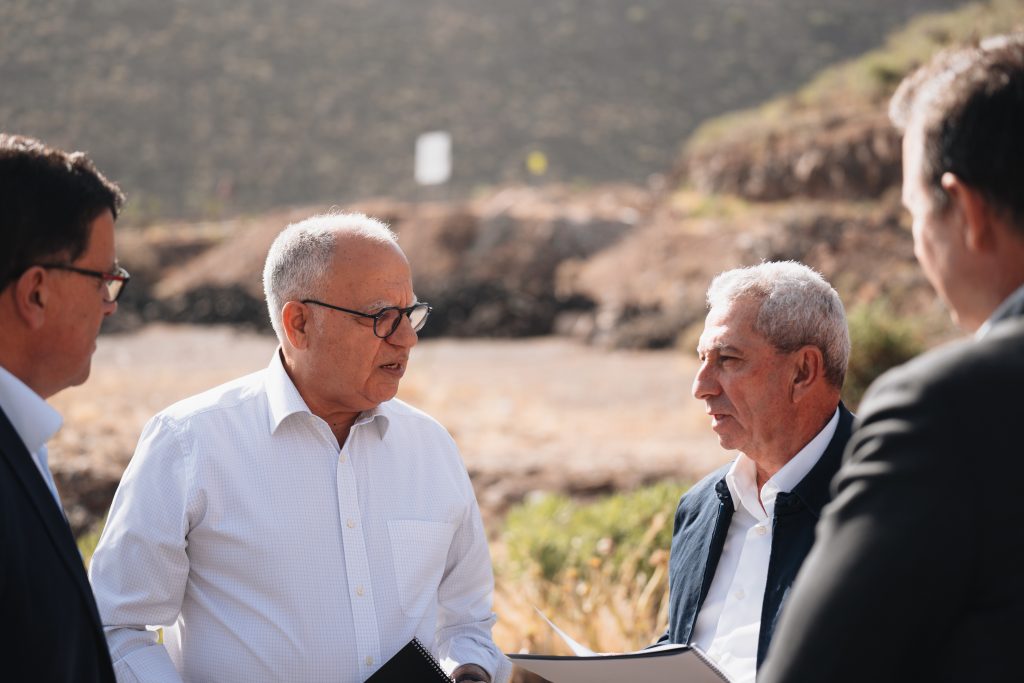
[760, 35, 1024, 683]
[659, 261, 852, 683]
[0, 134, 126, 682]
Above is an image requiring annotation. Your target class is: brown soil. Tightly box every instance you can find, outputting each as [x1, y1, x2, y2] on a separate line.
[49, 324, 727, 535]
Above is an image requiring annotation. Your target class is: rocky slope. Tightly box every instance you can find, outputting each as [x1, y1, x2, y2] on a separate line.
[111, 2, 1024, 348]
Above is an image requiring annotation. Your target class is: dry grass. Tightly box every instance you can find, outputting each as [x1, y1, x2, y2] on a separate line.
[494, 512, 673, 658]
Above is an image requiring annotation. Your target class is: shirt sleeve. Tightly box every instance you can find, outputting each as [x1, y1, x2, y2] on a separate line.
[88, 414, 195, 683]
[433, 457, 512, 683]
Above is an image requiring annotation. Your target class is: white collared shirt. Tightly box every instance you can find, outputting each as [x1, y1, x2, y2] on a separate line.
[89, 350, 510, 683]
[0, 363, 63, 506]
[690, 408, 840, 683]
[976, 282, 1024, 339]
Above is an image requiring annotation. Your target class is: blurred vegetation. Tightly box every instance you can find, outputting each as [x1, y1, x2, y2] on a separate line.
[688, 0, 1024, 153]
[499, 482, 684, 652]
[77, 518, 105, 568]
[843, 301, 926, 409]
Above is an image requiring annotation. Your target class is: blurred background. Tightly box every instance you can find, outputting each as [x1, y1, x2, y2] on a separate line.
[0, 0, 984, 218]
[7, 0, 1023, 673]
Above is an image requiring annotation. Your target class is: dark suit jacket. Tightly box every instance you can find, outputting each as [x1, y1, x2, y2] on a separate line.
[0, 406, 115, 682]
[661, 404, 853, 669]
[760, 298, 1024, 683]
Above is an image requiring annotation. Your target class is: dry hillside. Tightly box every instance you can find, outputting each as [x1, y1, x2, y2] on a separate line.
[1, 0, 970, 219]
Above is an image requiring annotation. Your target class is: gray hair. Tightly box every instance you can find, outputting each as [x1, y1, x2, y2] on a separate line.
[262, 212, 398, 342]
[706, 261, 850, 388]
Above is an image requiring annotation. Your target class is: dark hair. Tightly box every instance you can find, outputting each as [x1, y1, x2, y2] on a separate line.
[890, 34, 1024, 230]
[0, 134, 125, 291]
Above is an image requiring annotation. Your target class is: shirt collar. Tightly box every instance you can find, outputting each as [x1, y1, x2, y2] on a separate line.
[977, 282, 1024, 339]
[353, 404, 390, 440]
[725, 407, 840, 520]
[0, 363, 62, 454]
[264, 349, 390, 440]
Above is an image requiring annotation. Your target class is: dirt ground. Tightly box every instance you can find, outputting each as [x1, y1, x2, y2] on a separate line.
[49, 324, 728, 531]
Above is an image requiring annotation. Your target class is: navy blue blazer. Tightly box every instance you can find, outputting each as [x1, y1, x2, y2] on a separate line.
[660, 404, 854, 668]
[0, 406, 115, 682]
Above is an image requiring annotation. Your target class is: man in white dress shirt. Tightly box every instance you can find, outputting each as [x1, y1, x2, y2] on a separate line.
[0, 133, 127, 681]
[89, 213, 508, 683]
[657, 262, 853, 683]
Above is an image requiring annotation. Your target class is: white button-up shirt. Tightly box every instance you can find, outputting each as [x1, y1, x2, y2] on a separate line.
[690, 409, 839, 683]
[0, 363, 63, 506]
[89, 350, 510, 683]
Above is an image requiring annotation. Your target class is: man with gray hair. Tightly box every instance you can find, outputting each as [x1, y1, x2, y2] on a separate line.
[657, 261, 852, 683]
[90, 213, 508, 683]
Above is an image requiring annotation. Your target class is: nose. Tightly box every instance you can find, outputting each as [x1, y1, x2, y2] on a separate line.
[102, 299, 118, 317]
[386, 312, 419, 349]
[692, 360, 719, 401]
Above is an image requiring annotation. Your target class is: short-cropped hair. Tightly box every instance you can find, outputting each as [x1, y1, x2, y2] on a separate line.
[0, 134, 124, 291]
[707, 261, 850, 388]
[262, 212, 398, 342]
[890, 34, 1024, 230]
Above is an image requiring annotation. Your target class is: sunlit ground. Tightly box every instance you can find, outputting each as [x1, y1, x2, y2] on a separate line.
[54, 323, 729, 662]
[50, 324, 725, 507]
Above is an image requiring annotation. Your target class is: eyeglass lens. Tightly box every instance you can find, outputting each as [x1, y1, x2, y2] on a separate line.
[375, 305, 430, 338]
[103, 279, 121, 302]
[103, 268, 129, 302]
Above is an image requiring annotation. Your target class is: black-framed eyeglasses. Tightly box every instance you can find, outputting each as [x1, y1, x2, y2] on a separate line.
[301, 299, 432, 339]
[38, 263, 131, 303]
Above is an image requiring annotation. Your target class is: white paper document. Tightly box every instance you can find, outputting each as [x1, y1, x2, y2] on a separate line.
[507, 609, 732, 682]
[531, 607, 596, 656]
[508, 643, 731, 682]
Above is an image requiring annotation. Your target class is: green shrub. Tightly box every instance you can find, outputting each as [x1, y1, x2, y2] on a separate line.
[77, 518, 105, 568]
[843, 301, 925, 409]
[503, 481, 684, 584]
[498, 482, 688, 652]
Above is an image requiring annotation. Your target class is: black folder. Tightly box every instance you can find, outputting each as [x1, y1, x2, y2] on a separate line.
[367, 638, 452, 682]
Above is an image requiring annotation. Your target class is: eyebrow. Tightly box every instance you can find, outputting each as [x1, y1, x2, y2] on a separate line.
[697, 343, 743, 356]
[364, 297, 420, 311]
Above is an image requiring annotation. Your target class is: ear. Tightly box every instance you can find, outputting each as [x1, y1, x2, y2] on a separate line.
[942, 172, 995, 253]
[11, 266, 49, 330]
[281, 300, 311, 350]
[790, 345, 824, 402]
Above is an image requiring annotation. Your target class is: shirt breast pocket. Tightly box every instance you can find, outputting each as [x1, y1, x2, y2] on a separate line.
[387, 519, 456, 618]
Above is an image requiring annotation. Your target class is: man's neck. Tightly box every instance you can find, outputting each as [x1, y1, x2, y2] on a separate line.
[751, 404, 839, 490]
[0, 344, 49, 400]
[300, 396, 360, 448]
[325, 414, 358, 448]
[278, 350, 360, 447]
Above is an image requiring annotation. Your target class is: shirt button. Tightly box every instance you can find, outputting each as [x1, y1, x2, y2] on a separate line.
[734, 588, 746, 600]
[365, 656, 374, 667]
[340, 454, 347, 463]
[755, 525, 768, 536]
[356, 585, 365, 597]
[347, 519, 355, 529]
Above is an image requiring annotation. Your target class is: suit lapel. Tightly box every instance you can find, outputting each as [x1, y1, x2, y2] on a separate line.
[789, 403, 854, 516]
[0, 406, 105, 627]
[690, 478, 734, 634]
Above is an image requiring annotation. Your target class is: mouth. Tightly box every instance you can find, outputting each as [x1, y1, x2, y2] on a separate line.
[706, 410, 731, 428]
[378, 360, 406, 376]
